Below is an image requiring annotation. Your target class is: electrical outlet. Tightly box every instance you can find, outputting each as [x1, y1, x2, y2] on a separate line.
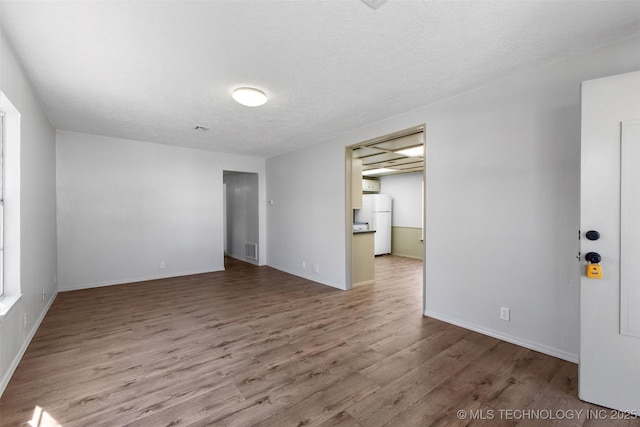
[500, 306, 510, 321]
[160, 261, 166, 269]
[313, 263, 320, 274]
[42, 288, 45, 301]
[302, 260, 306, 269]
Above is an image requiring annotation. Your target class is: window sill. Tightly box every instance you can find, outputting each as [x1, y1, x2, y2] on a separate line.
[0, 294, 22, 321]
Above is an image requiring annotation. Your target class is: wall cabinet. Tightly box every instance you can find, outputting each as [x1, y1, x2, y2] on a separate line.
[362, 178, 380, 193]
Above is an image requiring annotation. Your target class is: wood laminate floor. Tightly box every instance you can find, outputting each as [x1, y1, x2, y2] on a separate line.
[0, 256, 634, 426]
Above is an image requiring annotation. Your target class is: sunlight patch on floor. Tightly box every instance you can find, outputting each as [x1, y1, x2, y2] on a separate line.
[28, 406, 62, 427]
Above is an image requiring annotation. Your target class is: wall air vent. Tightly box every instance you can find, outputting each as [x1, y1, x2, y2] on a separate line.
[244, 242, 258, 261]
[360, 0, 387, 9]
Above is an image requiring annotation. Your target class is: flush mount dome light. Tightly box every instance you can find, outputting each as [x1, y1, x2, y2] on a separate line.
[232, 87, 267, 107]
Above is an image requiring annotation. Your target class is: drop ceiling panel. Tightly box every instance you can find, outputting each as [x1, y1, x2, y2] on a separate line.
[363, 156, 422, 168]
[370, 133, 423, 152]
[379, 158, 423, 168]
[361, 152, 406, 164]
[356, 130, 424, 176]
[352, 146, 385, 159]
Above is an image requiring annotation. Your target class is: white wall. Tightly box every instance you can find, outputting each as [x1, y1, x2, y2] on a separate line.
[266, 36, 640, 361]
[380, 172, 422, 228]
[224, 171, 260, 264]
[0, 29, 57, 395]
[267, 141, 346, 288]
[56, 131, 266, 290]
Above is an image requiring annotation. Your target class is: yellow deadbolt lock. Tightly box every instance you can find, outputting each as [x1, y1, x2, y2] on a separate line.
[586, 264, 603, 279]
[585, 252, 603, 279]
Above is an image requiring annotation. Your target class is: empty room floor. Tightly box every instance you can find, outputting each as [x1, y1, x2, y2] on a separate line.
[0, 256, 627, 426]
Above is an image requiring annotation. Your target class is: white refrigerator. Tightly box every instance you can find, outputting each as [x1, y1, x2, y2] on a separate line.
[355, 194, 392, 255]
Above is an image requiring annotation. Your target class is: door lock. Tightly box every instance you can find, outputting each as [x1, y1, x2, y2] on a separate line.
[585, 230, 601, 241]
[585, 252, 601, 264]
[585, 252, 603, 279]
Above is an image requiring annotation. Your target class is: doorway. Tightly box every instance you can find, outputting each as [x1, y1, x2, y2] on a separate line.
[345, 124, 426, 310]
[223, 171, 260, 266]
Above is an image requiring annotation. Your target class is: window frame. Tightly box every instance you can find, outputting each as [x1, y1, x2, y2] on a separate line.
[0, 110, 4, 296]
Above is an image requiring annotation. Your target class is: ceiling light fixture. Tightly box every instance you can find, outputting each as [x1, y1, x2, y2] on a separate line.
[232, 87, 267, 107]
[362, 168, 396, 176]
[395, 145, 424, 157]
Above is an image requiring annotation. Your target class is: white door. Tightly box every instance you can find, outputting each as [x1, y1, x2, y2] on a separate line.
[580, 70, 640, 413]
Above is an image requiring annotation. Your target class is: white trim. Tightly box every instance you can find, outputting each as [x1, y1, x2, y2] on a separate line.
[269, 264, 346, 290]
[58, 267, 225, 292]
[424, 309, 579, 364]
[353, 279, 376, 287]
[392, 253, 423, 260]
[0, 108, 5, 297]
[0, 291, 57, 397]
[620, 119, 640, 338]
[225, 253, 259, 266]
[0, 93, 20, 298]
[0, 293, 21, 319]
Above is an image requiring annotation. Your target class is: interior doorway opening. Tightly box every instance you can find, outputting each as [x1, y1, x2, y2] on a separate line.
[223, 171, 259, 267]
[345, 124, 426, 311]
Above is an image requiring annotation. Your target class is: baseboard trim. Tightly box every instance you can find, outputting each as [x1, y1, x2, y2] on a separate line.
[390, 252, 423, 260]
[424, 309, 579, 364]
[268, 264, 346, 290]
[59, 267, 225, 292]
[353, 279, 375, 287]
[0, 291, 58, 397]
[224, 253, 259, 266]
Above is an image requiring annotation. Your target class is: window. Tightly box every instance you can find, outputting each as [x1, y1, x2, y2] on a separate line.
[0, 110, 4, 296]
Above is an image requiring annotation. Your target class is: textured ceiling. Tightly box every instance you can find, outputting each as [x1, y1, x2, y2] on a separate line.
[1, 1, 639, 158]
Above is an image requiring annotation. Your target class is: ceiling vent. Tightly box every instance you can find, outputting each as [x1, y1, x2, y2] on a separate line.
[360, 0, 387, 9]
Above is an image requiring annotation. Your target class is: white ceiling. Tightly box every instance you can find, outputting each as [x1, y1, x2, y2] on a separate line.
[1, 1, 639, 158]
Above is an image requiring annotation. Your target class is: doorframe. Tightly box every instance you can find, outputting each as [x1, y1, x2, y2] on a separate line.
[223, 170, 260, 266]
[344, 124, 427, 313]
